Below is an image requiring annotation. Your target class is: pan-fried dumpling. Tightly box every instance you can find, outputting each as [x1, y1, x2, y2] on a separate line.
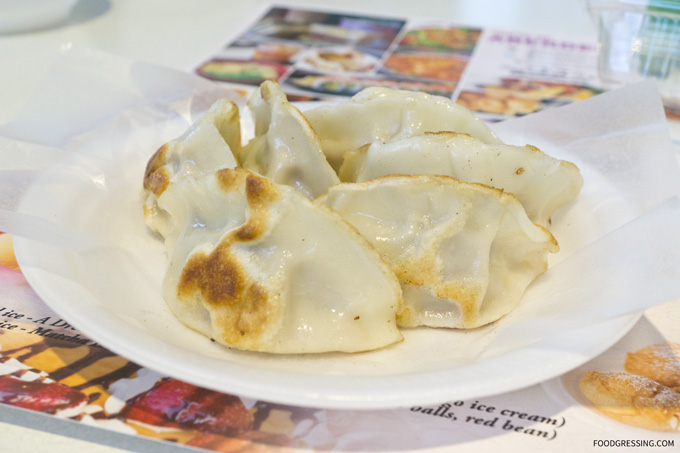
[339, 132, 583, 227]
[303, 87, 502, 170]
[239, 81, 339, 198]
[142, 98, 241, 238]
[316, 174, 559, 329]
[157, 167, 403, 353]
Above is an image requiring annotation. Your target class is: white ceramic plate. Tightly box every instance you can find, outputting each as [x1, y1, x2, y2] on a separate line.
[11, 106, 643, 410]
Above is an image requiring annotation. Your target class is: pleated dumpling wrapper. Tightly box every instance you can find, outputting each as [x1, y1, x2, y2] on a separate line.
[142, 98, 241, 239]
[156, 167, 403, 353]
[239, 81, 339, 199]
[316, 174, 559, 329]
[303, 87, 502, 171]
[340, 132, 583, 227]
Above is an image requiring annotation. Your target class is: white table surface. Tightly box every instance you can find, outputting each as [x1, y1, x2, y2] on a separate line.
[0, 0, 675, 451]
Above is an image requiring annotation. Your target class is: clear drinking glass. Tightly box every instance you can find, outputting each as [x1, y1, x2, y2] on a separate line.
[589, 0, 680, 109]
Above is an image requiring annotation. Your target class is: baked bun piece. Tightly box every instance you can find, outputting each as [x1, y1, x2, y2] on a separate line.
[625, 343, 680, 389]
[157, 167, 403, 353]
[143, 99, 241, 238]
[239, 81, 340, 199]
[316, 174, 558, 329]
[303, 87, 502, 171]
[580, 371, 680, 432]
[340, 132, 583, 227]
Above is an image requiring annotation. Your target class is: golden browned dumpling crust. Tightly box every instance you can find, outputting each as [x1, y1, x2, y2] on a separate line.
[143, 143, 171, 197]
[177, 170, 283, 347]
